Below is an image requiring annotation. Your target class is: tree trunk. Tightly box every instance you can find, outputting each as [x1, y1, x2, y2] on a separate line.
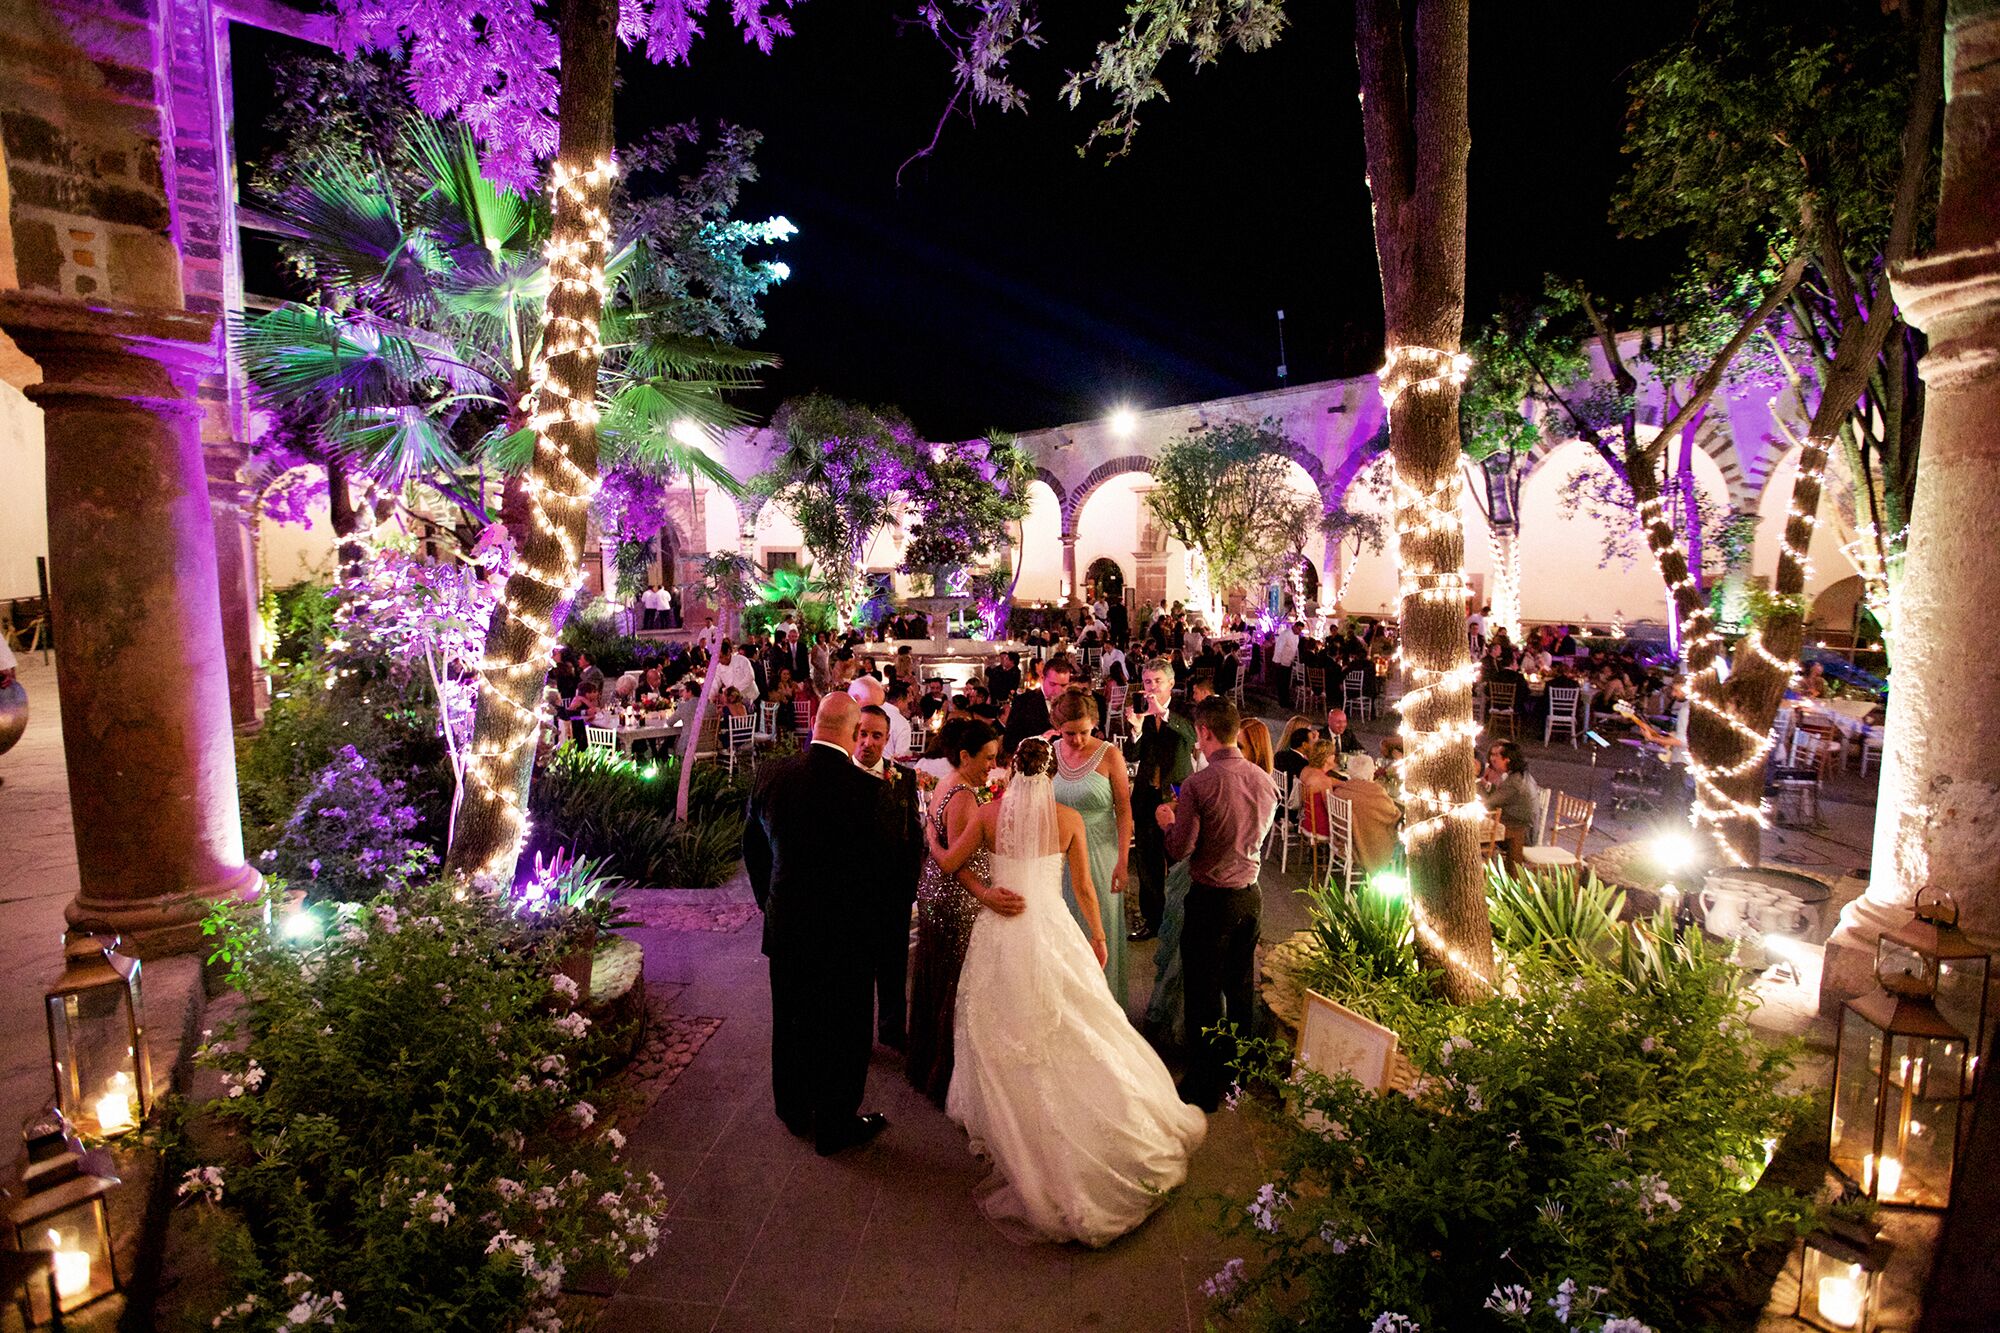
[446, 0, 619, 885]
[325, 455, 366, 580]
[1355, 0, 1491, 1002]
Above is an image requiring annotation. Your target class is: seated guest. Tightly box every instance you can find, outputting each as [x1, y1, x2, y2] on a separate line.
[1275, 716, 1316, 782]
[1189, 671, 1215, 707]
[1478, 740, 1540, 868]
[1800, 661, 1829, 699]
[1297, 741, 1342, 841]
[1238, 718, 1276, 775]
[560, 680, 609, 743]
[1553, 624, 1578, 657]
[1520, 642, 1553, 676]
[637, 663, 667, 707]
[721, 685, 750, 719]
[1323, 707, 1365, 757]
[1331, 754, 1402, 874]
[963, 682, 1002, 723]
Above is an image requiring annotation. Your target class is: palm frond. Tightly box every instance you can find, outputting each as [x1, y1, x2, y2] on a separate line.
[333, 408, 468, 489]
[404, 118, 533, 259]
[262, 158, 446, 316]
[237, 305, 425, 412]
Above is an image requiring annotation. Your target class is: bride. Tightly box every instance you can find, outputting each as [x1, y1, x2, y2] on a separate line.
[927, 738, 1207, 1247]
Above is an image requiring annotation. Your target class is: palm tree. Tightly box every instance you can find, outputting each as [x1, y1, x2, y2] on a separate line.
[238, 119, 773, 570]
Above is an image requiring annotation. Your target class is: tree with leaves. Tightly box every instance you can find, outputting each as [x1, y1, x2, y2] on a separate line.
[1143, 422, 1319, 625]
[1597, 0, 1943, 864]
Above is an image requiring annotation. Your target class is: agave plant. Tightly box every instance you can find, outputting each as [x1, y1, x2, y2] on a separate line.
[1485, 863, 1625, 972]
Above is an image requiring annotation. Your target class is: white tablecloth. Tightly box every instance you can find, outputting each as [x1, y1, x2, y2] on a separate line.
[1794, 697, 1873, 741]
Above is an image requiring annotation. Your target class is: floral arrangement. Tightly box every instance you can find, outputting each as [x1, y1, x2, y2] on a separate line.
[183, 882, 665, 1332]
[260, 746, 436, 901]
[1210, 873, 1814, 1332]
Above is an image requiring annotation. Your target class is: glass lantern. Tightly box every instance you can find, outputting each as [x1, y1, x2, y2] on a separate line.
[45, 935, 152, 1138]
[7, 1114, 121, 1323]
[1829, 974, 1968, 1210]
[1793, 1217, 1889, 1332]
[1876, 888, 1992, 1089]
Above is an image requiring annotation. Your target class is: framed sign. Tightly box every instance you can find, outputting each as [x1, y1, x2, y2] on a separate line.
[1295, 989, 1400, 1093]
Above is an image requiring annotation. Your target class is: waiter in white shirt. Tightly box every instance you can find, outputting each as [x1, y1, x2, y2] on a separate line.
[1270, 620, 1301, 703]
[712, 638, 760, 705]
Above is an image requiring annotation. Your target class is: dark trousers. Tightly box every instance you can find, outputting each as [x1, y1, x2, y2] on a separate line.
[1180, 882, 1262, 1108]
[1133, 788, 1168, 931]
[1270, 661, 1291, 706]
[769, 949, 872, 1136]
[873, 892, 916, 1043]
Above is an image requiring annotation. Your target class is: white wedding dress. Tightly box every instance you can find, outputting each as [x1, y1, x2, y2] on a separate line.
[947, 778, 1207, 1247]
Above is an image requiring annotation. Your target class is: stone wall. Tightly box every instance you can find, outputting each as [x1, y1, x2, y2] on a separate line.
[0, 0, 184, 308]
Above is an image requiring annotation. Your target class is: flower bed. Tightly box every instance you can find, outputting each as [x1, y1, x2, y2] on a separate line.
[1212, 868, 1815, 1332]
[176, 883, 664, 1331]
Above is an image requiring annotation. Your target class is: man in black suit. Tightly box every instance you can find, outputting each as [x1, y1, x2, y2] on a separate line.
[1000, 653, 1074, 758]
[1129, 656, 1197, 940]
[742, 693, 889, 1155]
[853, 704, 924, 1048]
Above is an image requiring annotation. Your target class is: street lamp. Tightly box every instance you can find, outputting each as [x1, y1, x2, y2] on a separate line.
[1108, 407, 1138, 439]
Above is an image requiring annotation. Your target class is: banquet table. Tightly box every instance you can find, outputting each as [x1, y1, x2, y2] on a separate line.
[1793, 696, 1875, 742]
[614, 717, 683, 751]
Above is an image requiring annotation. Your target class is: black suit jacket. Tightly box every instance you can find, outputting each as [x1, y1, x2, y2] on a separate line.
[743, 744, 883, 961]
[863, 761, 925, 909]
[1002, 686, 1054, 755]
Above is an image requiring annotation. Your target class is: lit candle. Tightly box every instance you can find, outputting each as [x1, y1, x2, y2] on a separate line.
[1817, 1269, 1863, 1329]
[47, 1232, 90, 1300]
[94, 1073, 135, 1134]
[1864, 1153, 1903, 1199]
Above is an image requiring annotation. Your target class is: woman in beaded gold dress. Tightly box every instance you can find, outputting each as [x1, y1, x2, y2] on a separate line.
[906, 717, 1006, 1106]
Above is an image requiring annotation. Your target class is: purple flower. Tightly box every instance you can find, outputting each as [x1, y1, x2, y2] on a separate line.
[1200, 1258, 1245, 1300]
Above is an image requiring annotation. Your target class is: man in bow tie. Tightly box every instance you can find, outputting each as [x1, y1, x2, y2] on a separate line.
[855, 703, 925, 1050]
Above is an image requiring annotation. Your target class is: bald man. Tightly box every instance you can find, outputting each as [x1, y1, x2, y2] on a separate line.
[742, 691, 890, 1155]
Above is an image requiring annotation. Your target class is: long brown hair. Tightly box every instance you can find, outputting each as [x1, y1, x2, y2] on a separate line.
[1238, 718, 1276, 774]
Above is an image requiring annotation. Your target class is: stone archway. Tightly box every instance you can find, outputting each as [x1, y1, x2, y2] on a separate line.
[1084, 556, 1126, 605]
[1060, 453, 1161, 532]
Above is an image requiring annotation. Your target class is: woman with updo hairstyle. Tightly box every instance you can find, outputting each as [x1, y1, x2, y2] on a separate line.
[906, 716, 1002, 1104]
[1047, 684, 1134, 1000]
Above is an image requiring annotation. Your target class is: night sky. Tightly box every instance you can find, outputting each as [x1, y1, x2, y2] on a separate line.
[235, 1, 1692, 440]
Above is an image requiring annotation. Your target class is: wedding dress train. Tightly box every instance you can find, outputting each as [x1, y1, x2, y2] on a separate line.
[948, 849, 1207, 1247]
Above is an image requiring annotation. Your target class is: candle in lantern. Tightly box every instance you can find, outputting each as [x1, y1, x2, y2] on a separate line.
[1816, 1269, 1863, 1329]
[94, 1072, 135, 1134]
[47, 1231, 90, 1301]
[1864, 1152, 1903, 1198]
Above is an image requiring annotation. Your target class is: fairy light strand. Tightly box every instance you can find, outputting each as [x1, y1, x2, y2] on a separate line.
[1644, 432, 1835, 865]
[463, 156, 619, 886]
[1374, 343, 1493, 992]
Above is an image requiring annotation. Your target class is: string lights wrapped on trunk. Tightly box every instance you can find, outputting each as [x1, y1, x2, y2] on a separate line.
[1649, 431, 1833, 866]
[456, 157, 619, 885]
[1378, 345, 1497, 993]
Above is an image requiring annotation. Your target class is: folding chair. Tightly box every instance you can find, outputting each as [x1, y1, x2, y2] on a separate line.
[1544, 685, 1582, 747]
[1342, 671, 1374, 723]
[584, 724, 619, 755]
[722, 713, 756, 775]
[1265, 769, 1295, 868]
[1859, 724, 1885, 776]
[754, 701, 780, 746]
[1523, 789, 1595, 871]
[1297, 666, 1327, 715]
[1484, 682, 1519, 740]
[1104, 683, 1128, 733]
[1769, 730, 1827, 827]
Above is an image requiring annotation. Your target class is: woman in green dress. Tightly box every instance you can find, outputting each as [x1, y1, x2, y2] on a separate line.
[1050, 688, 1135, 1007]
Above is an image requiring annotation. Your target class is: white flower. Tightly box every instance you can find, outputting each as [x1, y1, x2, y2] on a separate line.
[552, 1011, 591, 1040]
[493, 1178, 524, 1202]
[550, 973, 580, 1000]
[1370, 1315, 1420, 1333]
[1484, 1285, 1534, 1317]
[1599, 1320, 1652, 1333]
[536, 1054, 567, 1076]
[486, 1230, 516, 1255]
[1640, 1036, 1657, 1053]
[178, 1165, 225, 1204]
[605, 1127, 626, 1151]
[569, 1101, 597, 1128]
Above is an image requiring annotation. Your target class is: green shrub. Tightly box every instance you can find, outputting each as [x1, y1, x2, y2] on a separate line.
[267, 578, 338, 665]
[181, 882, 666, 1331]
[558, 595, 664, 676]
[525, 744, 748, 888]
[1216, 957, 1812, 1332]
[1223, 870, 1815, 1331]
[237, 672, 453, 858]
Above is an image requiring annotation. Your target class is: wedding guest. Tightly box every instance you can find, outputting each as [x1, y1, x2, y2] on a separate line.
[1378, 735, 1406, 803]
[1049, 688, 1134, 1003]
[1274, 715, 1316, 783]
[1800, 661, 1829, 699]
[1269, 619, 1302, 702]
[742, 693, 888, 1154]
[577, 650, 604, 699]
[721, 685, 750, 720]
[1157, 696, 1277, 1111]
[1323, 707, 1365, 757]
[1479, 740, 1541, 868]
[907, 717, 1008, 1106]
[1331, 754, 1401, 875]
[1128, 657, 1196, 942]
[883, 679, 917, 759]
[854, 704, 925, 1050]
[1238, 718, 1276, 775]
[1297, 741, 1340, 844]
[711, 638, 759, 705]
[1001, 653, 1074, 757]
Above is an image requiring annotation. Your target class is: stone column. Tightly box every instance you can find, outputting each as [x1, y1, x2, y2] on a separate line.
[1822, 0, 2000, 1013]
[1061, 531, 1080, 607]
[0, 291, 258, 957]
